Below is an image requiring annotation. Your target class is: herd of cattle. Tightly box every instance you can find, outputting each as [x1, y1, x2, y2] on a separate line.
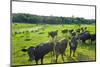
[21, 26, 96, 64]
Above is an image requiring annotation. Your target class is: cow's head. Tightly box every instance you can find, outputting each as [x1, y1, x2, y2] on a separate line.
[27, 46, 35, 61]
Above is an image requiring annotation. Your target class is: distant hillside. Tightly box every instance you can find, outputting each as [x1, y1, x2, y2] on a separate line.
[12, 13, 95, 24]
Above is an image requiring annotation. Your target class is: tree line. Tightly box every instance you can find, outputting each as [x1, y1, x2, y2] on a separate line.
[12, 13, 95, 24]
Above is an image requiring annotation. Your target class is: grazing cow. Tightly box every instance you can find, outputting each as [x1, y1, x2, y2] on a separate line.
[48, 30, 58, 41]
[61, 29, 68, 34]
[69, 33, 78, 57]
[55, 38, 68, 63]
[78, 31, 91, 44]
[21, 42, 54, 64]
[90, 34, 96, 44]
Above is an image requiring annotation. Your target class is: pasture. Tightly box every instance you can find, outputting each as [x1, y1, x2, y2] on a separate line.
[12, 23, 96, 66]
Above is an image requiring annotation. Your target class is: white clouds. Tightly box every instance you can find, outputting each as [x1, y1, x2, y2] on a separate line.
[12, 1, 95, 19]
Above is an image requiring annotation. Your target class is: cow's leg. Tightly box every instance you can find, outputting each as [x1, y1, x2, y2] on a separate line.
[78, 38, 80, 45]
[35, 60, 38, 65]
[90, 39, 92, 45]
[52, 50, 55, 56]
[91, 41, 93, 45]
[70, 48, 72, 57]
[56, 54, 58, 63]
[80, 39, 83, 46]
[50, 52, 53, 63]
[82, 40, 84, 45]
[73, 49, 76, 57]
[61, 54, 64, 62]
[83, 40, 86, 45]
[41, 57, 43, 64]
[80, 40, 83, 45]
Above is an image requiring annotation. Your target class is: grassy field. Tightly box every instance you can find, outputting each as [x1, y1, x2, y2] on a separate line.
[12, 23, 96, 66]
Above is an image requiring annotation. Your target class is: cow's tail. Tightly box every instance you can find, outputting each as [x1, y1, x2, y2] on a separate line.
[21, 48, 28, 52]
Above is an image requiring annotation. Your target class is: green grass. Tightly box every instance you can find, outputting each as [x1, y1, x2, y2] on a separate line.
[12, 23, 96, 66]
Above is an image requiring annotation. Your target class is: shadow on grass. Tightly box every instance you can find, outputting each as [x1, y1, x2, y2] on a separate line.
[76, 52, 91, 61]
[66, 52, 92, 62]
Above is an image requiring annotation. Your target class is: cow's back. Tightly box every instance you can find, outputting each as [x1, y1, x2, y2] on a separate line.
[55, 38, 67, 54]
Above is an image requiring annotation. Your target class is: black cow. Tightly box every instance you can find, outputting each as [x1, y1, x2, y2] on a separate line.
[69, 33, 78, 57]
[55, 38, 68, 63]
[61, 29, 68, 34]
[48, 30, 58, 40]
[21, 42, 54, 64]
[78, 31, 91, 44]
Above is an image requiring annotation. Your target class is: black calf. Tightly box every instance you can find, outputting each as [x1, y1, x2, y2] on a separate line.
[78, 32, 91, 44]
